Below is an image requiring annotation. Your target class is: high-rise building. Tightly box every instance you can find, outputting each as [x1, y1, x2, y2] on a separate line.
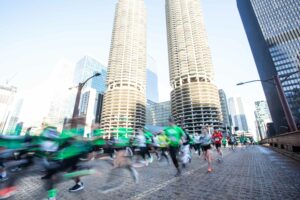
[74, 56, 107, 93]
[254, 100, 272, 140]
[228, 97, 249, 132]
[237, 0, 300, 134]
[165, 0, 222, 133]
[46, 61, 75, 131]
[0, 85, 17, 133]
[72, 56, 107, 136]
[3, 98, 23, 134]
[146, 100, 171, 126]
[75, 56, 107, 116]
[146, 55, 159, 103]
[146, 69, 159, 103]
[219, 89, 231, 128]
[101, 0, 147, 134]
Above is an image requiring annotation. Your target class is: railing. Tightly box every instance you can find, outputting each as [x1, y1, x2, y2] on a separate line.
[261, 131, 300, 153]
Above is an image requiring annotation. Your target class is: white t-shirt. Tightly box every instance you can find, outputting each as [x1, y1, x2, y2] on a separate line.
[194, 135, 201, 144]
[135, 135, 146, 147]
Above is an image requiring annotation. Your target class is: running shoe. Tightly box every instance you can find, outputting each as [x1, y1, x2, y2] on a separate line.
[69, 182, 84, 192]
[175, 168, 181, 177]
[207, 168, 212, 173]
[148, 155, 153, 163]
[10, 167, 22, 172]
[0, 186, 16, 199]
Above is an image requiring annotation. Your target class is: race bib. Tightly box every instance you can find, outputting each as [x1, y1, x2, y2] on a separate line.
[215, 138, 220, 142]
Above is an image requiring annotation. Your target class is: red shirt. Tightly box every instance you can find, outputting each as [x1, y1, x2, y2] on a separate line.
[212, 131, 223, 144]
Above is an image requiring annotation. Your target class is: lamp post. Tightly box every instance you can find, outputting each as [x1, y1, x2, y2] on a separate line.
[237, 71, 299, 132]
[70, 73, 101, 127]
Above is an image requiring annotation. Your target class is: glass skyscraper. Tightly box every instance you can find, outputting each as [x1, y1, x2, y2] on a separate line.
[254, 100, 272, 140]
[73, 56, 107, 135]
[218, 89, 231, 128]
[74, 55, 107, 93]
[238, 0, 300, 134]
[146, 69, 159, 103]
[146, 100, 171, 127]
[228, 97, 249, 132]
[0, 85, 17, 134]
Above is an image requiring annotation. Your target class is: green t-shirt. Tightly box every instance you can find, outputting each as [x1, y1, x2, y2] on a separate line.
[163, 126, 184, 147]
[144, 131, 153, 144]
[222, 138, 227, 144]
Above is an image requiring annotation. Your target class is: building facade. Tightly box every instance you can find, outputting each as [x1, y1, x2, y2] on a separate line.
[237, 0, 300, 134]
[3, 98, 23, 134]
[101, 0, 147, 134]
[0, 85, 17, 134]
[146, 55, 159, 103]
[165, 0, 222, 134]
[46, 61, 75, 131]
[146, 69, 159, 103]
[254, 100, 272, 140]
[74, 55, 107, 94]
[146, 100, 171, 127]
[219, 89, 231, 129]
[228, 97, 249, 132]
[72, 56, 107, 136]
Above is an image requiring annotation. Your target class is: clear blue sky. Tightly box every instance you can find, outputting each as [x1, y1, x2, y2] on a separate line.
[0, 0, 265, 132]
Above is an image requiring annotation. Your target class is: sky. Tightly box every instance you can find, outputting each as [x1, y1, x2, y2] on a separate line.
[0, 0, 266, 133]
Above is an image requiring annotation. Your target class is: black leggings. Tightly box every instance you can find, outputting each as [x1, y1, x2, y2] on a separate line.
[160, 148, 169, 161]
[45, 156, 82, 191]
[139, 147, 147, 160]
[194, 144, 201, 155]
[169, 146, 180, 169]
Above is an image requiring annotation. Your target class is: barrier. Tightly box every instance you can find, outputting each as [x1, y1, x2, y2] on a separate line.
[261, 131, 300, 152]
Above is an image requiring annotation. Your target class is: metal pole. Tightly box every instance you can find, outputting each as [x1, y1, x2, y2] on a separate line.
[72, 83, 83, 119]
[71, 83, 83, 128]
[273, 75, 298, 132]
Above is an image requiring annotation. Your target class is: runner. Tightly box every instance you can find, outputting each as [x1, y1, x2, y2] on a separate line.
[41, 128, 93, 200]
[152, 133, 160, 160]
[162, 117, 184, 177]
[134, 129, 148, 165]
[228, 135, 237, 151]
[212, 128, 223, 162]
[222, 137, 227, 149]
[199, 127, 213, 172]
[180, 132, 192, 168]
[143, 129, 154, 163]
[240, 134, 247, 149]
[193, 133, 201, 156]
[156, 132, 169, 165]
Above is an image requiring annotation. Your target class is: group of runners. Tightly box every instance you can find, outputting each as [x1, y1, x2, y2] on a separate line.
[0, 117, 245, 200]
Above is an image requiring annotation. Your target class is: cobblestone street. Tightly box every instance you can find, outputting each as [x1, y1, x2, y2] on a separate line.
[9, 146, 300, 200]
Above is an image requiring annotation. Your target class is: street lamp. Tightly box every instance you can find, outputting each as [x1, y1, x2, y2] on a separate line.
[237, 71, 299, 132]
[70, 73, 101, 127]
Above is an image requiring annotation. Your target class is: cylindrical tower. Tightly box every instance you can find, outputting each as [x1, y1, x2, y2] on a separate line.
[166, 0, 222, 134]
[101, 0, 147, 134]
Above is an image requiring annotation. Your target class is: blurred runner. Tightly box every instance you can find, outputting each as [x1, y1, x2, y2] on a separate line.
[199, 127, 213, 172]
[162, 117, 184, 177]
[222, 137, 227, 148]
[193, 133, 201, 156]
[228, 135, 237, 151]
[212, 128, 223, 162]
[143, 129, 154, 163]
[156, 132, 169, 165]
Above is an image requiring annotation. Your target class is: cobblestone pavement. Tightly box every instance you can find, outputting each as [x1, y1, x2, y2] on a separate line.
[6, 146, 300, 200]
